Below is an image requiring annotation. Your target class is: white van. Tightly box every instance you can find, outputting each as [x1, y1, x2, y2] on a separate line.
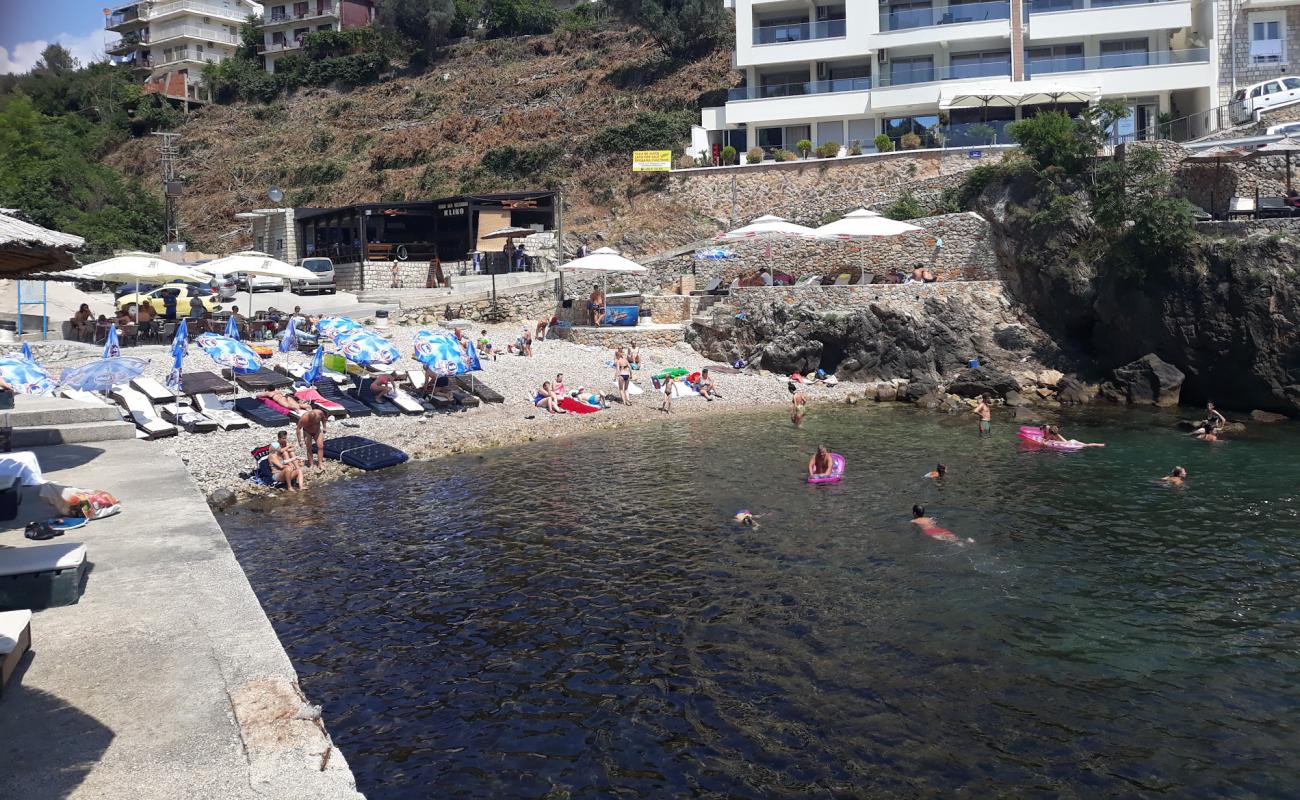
[293, 257, 337, 295]
[1232, 76, 1300, 123]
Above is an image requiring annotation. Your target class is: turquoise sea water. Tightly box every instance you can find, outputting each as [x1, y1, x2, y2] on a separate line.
[220, 406, 1300, 799]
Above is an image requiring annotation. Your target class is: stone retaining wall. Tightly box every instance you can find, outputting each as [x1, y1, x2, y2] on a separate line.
[554, 324, 684, 348]
[1126, 140, 1300, 218]
[396, 280, 561, 325]
[727, 280, 1007, 317]
[334, 260, 436, 293]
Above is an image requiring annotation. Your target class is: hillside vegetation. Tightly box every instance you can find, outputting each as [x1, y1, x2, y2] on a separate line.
[107, 26, 735, 256]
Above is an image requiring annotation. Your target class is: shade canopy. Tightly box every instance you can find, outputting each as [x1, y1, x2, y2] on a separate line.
[480, 226, 535, 240]
[717, 215, 815, 241]
[808, 209, 923, 240]
[0, 209, 85, 276]
[559, 247, 648, 274]
[1183, 145, 1250, 162]
[202, 251, 315, 281]
[63, 252, 212, 284]
[1248, 136, 1300, 157]
[940, 82, 1099, 109]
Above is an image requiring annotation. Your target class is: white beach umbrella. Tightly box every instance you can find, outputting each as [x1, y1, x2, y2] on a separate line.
[716, 214, 815, 241]
[202, 251, 315, 317]
[62, 252, 215, 333]
[808, 209, 924, 278]
[560, 247, 648, 310]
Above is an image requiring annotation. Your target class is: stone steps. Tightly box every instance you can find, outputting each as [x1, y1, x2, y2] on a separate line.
[12, 419, 138, 447]
[4, 394, 138, 447]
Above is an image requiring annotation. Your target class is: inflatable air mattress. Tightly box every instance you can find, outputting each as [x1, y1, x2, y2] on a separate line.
[322, 436, 409, 471]
[312, 378, 372, 417]
[1017, 426, 1085, 451]
[233, 397, 290, 427]
[807, 453, 846, 484]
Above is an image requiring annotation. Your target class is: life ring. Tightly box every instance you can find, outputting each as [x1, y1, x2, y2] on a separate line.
[395, 245, 409, 261]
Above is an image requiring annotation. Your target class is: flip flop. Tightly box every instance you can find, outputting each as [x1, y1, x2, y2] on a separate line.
[47, 517, 88, 532]
[24, 521, 64, 541]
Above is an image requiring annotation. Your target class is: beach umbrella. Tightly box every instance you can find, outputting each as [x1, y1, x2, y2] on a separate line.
[166, 345, 184, 393]
[807, 208, 924, 275]
[201, 251, 315, 317]
[171, 318, 189, 358]
[303, 343, 324, 385]
[1247, 136, 1300, 193]
[61, 253, 212, 333]
[279, 317, 299, 354]
[59, 356, 148, 393]
[716, 214, 816, 241]
[102, 324, 121, 359]
[0, 356, 54, 395]
[317, 316, 363, 341]
[335, 329, 400, 366]
[559, 247, 648, 307]
[413, 330, 482, 375]
[224, 313, 240, 341]
[20, 342, 32, 361]
[194, 333, 262, 375]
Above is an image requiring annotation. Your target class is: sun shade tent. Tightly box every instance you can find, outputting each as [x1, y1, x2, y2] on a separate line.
[200, 251, 316, 316]
[1247, 136, 1300, 194]
[715, 215, 815, 241]
[560, 247, 649, 312]
[806, 209, 924, 278]
[939, 83, 1100, 109]
[61, 253, 214, 333]
[0, 210, 85, 277]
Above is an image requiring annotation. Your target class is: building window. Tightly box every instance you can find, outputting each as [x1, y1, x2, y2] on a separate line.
[948, 49, 1011, 80]
[1099, 38, 1149, 69]
[1025, 43, 1084, 77]
[889, 55, 935, 86]
[757, 127, 784, 150]
[1250, 13, 1286, 64]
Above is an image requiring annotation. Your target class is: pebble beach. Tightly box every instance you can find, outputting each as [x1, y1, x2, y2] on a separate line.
[32, 321, 847, 504]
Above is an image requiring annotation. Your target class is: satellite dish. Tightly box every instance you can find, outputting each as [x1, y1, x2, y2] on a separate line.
[267, 186, 284, 204]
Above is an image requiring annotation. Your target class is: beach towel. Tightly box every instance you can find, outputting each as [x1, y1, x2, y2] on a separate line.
[260, 396, 293, 415]
[294, 387, 345, 417]
[559, 397, 600, 414]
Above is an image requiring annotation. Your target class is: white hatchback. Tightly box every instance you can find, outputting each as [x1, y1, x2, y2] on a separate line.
[1232, 76, 1300, 123]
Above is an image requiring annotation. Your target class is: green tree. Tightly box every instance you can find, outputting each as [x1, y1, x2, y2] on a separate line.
[33, 44, 78, 75]
[883, 191, 928, 221]
[606, 0, 731, 56]
[485, 0, 558, 37]
[376, 0, 457, 55]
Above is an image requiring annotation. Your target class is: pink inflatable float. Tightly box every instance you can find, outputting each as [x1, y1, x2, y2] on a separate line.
[1017, 425, 1086, 451]
[808, 453, 846, 484]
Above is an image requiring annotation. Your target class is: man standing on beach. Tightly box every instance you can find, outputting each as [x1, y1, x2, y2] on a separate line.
[973, 394, 992, 436]
[297, 408, 328, 469]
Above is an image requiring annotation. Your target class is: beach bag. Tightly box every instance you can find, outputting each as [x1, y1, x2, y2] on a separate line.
[39, 483, 121, 519]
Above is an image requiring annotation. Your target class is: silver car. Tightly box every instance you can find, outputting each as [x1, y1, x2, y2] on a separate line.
[293, 257, 337, 295]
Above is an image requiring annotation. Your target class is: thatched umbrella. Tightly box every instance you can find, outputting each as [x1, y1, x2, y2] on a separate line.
[0, 209, 84, 277]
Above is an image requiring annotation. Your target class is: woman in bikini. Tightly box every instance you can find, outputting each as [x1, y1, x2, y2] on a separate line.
[615, 348, 632, 406]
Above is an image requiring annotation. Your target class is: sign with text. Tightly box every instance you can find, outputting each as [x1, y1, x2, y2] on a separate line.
[968, 150, 983, 159]
[632, 150, 672, 172]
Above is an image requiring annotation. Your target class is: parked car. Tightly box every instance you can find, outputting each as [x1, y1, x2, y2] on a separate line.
[203, 269, 240, 301]
[116, 283, 223, 317]
[234, 272, 287, 292]
[293, 257, 337, 295]
[114, 282, 161, 299]
[1232, 76, 1300, 123]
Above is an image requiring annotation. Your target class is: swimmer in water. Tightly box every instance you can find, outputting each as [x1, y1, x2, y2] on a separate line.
[791, 390, 807, 427]
[808, 445, 833, 478]
[1161, 466, 1188, 486]
[1042, 424, 1106, 447]
[734, 510, 759, 527]
[911, 504, 974, 544]
[924, 463, 947, 479]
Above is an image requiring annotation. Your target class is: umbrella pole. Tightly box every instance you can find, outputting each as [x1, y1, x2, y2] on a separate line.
[133, 279, 140, 347]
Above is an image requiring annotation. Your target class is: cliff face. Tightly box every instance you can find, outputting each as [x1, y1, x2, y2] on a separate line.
[975, 180, 1300, 414]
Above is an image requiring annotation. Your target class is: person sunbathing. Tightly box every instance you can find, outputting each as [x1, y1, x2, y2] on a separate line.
[553, 373, 566, 396]
[571, 387, 607, 409]
[696, 368, 720, 401]
[477, 330, 497, 360]
[1042, 424, 1106, 447]
[1161, 466, 1188, 486]
[535, 381, 565, 414]
[259, 390, 310, 412]
[627, 340, 641, 370]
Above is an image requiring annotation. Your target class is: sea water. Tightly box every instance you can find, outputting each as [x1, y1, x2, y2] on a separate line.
[220, 405, 1300, 799]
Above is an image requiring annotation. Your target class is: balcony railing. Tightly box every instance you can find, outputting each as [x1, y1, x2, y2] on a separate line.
[258, 39, 306, 53]
[752, 19, 846, 45]
[150, 26, 241, 46]
[877, 62, 1011, 87]
[266, 5, 337, 24]
[879, 1, 1010, 32]
[727, 76, 872, 101]
[1026, 0, 1181, 13]
[105, 34, 147, 54]
[156, 48, 231, 66]
[105, 9, 141, 29]
[145, 0, 249, 21]
[1025, 47, 1210, 76]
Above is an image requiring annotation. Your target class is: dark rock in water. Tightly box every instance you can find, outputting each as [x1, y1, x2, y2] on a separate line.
[1056, 377, 1093, 405]
[1012, 406, 1038, 421]
[1104, 354, 1185, 407]
[946, 367, 1020, 399]
[207, 488, 237, 510]
[1223, 421, 1247, 433]
[876, 383, 898, 402]
[1251, 409, 1289, 423]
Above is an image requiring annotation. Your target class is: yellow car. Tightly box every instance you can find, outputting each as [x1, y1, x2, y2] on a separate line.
[116, 283, 223, 317]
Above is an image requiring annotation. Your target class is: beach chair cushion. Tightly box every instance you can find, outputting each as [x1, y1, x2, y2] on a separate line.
[130, 376, 176, 403]
[0, 543, 87, 609]
[312, 378, 372, 417]
[191, 393, 250, 430]
[0, 608, 31, 693]
[180, 371, 235, 396]
[452, 375, 504, 404]
[389, 389, 426, 414]
[350, 379, 401, 416]
[235, 368, 293, 391]
[232, 397, 290, 427]
[110, 387, 177, 439]
[294, 388, 346, 418]
[321, 436, 408, 471]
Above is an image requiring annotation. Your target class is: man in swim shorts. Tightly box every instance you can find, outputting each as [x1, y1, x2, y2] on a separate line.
[808, 445, 833, 478]
[974, 394, 991, 436]
[296, 408, 329, 469]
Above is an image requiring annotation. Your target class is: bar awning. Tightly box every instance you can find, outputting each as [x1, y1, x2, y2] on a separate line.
[940, 82, 1100, 110]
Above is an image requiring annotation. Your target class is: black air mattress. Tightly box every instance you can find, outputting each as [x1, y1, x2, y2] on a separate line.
[322, 436, 408, 471]
[452, 375, 503, 404]
[235, 368, 293, 391]
[312, 378, 372, 416]
[233, 397, 290, 427]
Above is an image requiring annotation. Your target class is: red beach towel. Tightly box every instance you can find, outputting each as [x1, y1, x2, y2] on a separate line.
[558, 397, 599, 414]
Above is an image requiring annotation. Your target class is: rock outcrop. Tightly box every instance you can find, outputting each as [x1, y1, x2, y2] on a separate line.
[1100, 354, 1185, 407]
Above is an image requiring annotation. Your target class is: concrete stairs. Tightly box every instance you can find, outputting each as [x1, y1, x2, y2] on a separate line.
[5, 395, 137, 447]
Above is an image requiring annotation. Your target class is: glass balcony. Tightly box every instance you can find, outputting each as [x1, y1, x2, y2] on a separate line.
[879, 1, 1010, 32]
[877, 61, 1011, 87]
[1026, 0, 1182, 13]
[1025, 47, 1209, 76]
[727, 76, 872, 101]
[752, 19, 847, 45]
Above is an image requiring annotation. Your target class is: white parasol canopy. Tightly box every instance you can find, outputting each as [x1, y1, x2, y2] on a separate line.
[202, 251, 314, 281]
[63, 252, 213, 284]
[939, 82, 1099, 109]
[716, 214, 816, 241]
[559, 247, 648, 275]
[808, 208, 923, 240]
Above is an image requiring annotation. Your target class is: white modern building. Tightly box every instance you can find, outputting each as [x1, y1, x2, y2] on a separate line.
[695, 0, 1221, 157]
[105, 0, 262, 104]
[258, 0, 376, 73]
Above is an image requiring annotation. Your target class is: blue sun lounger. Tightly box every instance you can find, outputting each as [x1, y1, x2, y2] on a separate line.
[350, 378, 401, 417]
[312, 378, 371, 417]
[232, 397, 290, 427]
[321, 436, 408, 471]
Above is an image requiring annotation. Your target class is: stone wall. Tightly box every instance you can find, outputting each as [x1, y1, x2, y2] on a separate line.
[655, 211, 997, 290]
[1127, 140, 1300, 217]
[727, 281, 1007, 318]
[395, 279, 562, 325]
[1216, 4, 1300, 108]
[334, 260, 438, 293]
[668, 147, 1015, 227]
[1195, 218, 1300, 238]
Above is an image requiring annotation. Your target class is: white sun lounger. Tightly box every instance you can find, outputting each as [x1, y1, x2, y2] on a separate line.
[129, 376, 176, 404]
[56, 388, 109, 406]
[0, 609, 32, 695]
[109, 386, 177, 439]
[192, 392, 250, 430]
[273, 363, 308, 381]
[404, 370, 428, 392]
[158, 402, 220, 433]
[390, 388, 426, 414]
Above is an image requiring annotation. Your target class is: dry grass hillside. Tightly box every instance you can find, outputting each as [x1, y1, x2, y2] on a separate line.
[107, 26, 736, 257]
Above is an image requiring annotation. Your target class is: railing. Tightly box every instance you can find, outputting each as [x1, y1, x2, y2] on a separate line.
[258, 39, 306, 53]
[150, 26, 241, 46]
[727, 76, 872, 101]
[105, 35, 147, 54]
[877, 62, 1010, 87]
[1026, 0, 1182, 13]
[879, 1, 1010, 31]
[1026, 47, 1209, 76]
[266, 5, 337, 24]
[143, 0, 249, 21]
[752, 19, 846, 44]
[105, 9, 141, 28]
[156, 48, 230, 66]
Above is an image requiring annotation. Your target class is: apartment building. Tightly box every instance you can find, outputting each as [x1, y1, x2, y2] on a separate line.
[258, 0, 376, 73]
[1217, 1, 1300, 107]
[105, 0, 263, 104]
[695, 0, 1221, 157]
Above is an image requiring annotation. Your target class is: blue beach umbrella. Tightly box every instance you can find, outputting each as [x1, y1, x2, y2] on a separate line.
[166, 346, 184, 393]
[171, 318, 189, 359]
[335, 329, 400, 366]
[279, 317, 298, 353]
[102, 324, 121, 359]
[60, 357, 148, 393]
[224, 314, 240, 341]
[0, 356, 55, 395]
[194, 333, 262, 374]
[317, 316, 363, 341]
[303, 344, 324, 385]
[413, 330, 481, 376]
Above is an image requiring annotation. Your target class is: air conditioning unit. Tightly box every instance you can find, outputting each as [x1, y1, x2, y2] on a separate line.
[878, 49, 889, 63]
[816, 62, 828, 79]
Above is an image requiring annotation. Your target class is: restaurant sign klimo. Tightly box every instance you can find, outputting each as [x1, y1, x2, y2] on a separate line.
[632, 150, 672, 172]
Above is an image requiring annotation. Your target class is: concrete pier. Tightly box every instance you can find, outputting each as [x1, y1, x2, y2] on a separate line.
[0, 440, 364, 799]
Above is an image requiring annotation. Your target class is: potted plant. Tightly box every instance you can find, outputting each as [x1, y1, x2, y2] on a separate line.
[900, 132, 922, 150]
[796, 138, 813, 158]
[815, 141, 840, 158]
[746, 146, 764, 164]
[721, 145, 737, 165]
[848, 139, 863, 156]
[874, 134, 894, 153]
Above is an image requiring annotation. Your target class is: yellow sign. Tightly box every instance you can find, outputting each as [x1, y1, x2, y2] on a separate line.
[632, 150, 672, 172]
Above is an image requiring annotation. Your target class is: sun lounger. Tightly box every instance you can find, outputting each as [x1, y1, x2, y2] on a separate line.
[129, 376, 176, 404]
[389, 388, 426, 415]
[0, 543, 87, 609]
[109, 386, 178, 439]
[312, 378, 371, 417]
[0, 609, 32, 694]
[192, 393, 250, 430]
[158, 402, 219, 433]
[234, 368, 293, 392]
[321, 436, 409, 471]
[180, 370, 235, 396]
[273, 363, 308, 382]
[350, 378, 401, 416]
[1226, 196, 1256, 219]
[232, 397, 290, 427]
[258, 395, 306, 421]
[452, 375, 504, 404]
[293, 387, 346, 418]
[56, 388, 109, 406]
